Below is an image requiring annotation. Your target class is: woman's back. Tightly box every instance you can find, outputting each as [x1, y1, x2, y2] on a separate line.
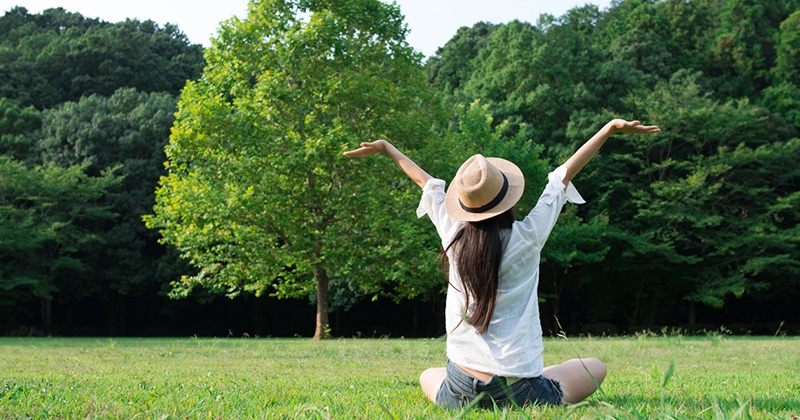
[440, 164, 580, 378]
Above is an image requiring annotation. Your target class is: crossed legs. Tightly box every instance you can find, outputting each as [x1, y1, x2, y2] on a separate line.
[419, 358, 606, 404]
[542, 358, 606, 403]
[419, 367, 447, 402]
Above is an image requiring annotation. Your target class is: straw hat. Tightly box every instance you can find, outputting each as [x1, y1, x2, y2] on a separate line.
[445, 154, 525, 222]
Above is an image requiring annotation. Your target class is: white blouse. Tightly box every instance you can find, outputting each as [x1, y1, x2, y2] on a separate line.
[416, 165, 584, 378]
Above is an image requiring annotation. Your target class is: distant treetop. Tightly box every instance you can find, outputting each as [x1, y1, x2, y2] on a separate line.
[0, 6, 205, 109]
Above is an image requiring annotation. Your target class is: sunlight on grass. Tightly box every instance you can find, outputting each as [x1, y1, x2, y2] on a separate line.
[0, 335, 798, 419]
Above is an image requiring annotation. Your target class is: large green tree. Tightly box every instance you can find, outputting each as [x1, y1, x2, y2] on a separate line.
[147, 0, 443, 339]
[627, 74, 799, 322]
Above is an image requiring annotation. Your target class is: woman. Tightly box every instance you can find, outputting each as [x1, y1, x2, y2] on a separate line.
[344, 119, 660, 409]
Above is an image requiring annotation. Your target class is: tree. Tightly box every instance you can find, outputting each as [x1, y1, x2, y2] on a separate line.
[0, 7, 203, 335]
[0, 97, 41, 161]
[147, 0, 442, 339]
[0, 7, 204, 109]
[557, 4, 602, 37]
[426, 22, 496, 94]
[34, 88, 179, 333]
[457, 17, 605, 145]
[772, 10, 800, 86]
[0, 157, 120, 332]
[706, 0, 774, 98]
[583, 71, 800, 325]
[416, 0, 800, 332]
[609, 29, 672, 84]
[761, 10, 800, 128]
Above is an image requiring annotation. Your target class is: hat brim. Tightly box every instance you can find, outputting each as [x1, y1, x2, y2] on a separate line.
[445, 157, 525, 222]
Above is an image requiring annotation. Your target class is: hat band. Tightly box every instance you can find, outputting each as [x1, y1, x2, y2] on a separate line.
[459, 173, 509, 214]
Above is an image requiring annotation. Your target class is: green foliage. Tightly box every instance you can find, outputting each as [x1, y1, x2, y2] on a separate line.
[614, 72, 799, 310]
[426, 22, 496, 94]
[0, 157, 121, 330]
[427, 0, 800, 329]
[457, 19, 604, 142]
[0, 97, 41, 161]
[773, 10, 800, 86]
[147, 0, 444, 337]
[558, 71, 799, 323]
[760, 10, 800, 127]
[0, 4, 204, 333]
[35, 88, 181, 301]
[0, 6, 204, 109]
[3, 0, 800, 334]
[610, 29, 672, 84]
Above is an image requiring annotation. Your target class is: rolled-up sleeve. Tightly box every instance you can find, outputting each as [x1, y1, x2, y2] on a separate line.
[416, 178, 462, 246]
[515, 165, 585, 248]
[550, 165, 585, 205]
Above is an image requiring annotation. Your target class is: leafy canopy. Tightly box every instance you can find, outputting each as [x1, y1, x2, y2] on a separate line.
[147, 0, 444, 313]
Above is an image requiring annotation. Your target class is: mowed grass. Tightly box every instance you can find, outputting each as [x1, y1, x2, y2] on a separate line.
[1, 333, 798, 419]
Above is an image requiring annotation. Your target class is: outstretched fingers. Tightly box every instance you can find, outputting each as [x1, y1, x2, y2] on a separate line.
[635, 124, 661, 133]
[615, 120, 661, 135]
[343, 140, 387, 158]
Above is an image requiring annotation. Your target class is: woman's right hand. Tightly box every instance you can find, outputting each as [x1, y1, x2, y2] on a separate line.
[608, 119, 661, 135]
[561, 119, 660, 185]
[343, 140, 390, 158]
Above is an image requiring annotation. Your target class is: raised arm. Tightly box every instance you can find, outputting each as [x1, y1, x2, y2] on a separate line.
[562, 119, 660, 186]
[344, 140, 432, 188]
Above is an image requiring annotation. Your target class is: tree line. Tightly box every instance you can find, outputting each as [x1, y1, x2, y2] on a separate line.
[0, 6, 201, 334]
[1, 0, 798, 338]
[425, 0, 800, 334]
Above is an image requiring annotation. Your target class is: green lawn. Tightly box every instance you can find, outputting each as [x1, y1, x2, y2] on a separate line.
[1, 334, 798, 419]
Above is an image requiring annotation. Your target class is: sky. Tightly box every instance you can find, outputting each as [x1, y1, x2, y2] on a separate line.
[5, 0, 612, 58]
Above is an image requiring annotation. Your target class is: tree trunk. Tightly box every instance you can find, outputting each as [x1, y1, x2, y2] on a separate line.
[40, 297, 52, 334]
[550, 280, 561, 328]
[412, 301, 418, 332]
[312, 267, 330, 340]
[687, 301, 696, 324]
[254, 296, 266, 337]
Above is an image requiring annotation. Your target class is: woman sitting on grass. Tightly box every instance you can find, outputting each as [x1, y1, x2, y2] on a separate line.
[344, 119, 660, 409]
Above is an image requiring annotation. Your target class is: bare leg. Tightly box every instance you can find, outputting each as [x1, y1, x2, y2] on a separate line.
[419, 367, 447, 402]
[541, 358, 606, 404]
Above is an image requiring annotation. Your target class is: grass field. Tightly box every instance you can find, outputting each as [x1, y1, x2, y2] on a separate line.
[1, 333, 798, 419]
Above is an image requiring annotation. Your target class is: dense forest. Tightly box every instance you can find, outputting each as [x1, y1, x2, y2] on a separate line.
[1, 0, 798, 338]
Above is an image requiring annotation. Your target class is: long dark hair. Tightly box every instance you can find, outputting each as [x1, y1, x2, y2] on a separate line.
[441, 209, 515, 334]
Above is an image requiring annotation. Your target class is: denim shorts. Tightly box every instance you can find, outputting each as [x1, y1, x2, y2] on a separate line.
[435, 361, 564, 410]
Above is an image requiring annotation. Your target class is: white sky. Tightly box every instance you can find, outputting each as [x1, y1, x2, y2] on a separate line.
[5, 0, 612, 58]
